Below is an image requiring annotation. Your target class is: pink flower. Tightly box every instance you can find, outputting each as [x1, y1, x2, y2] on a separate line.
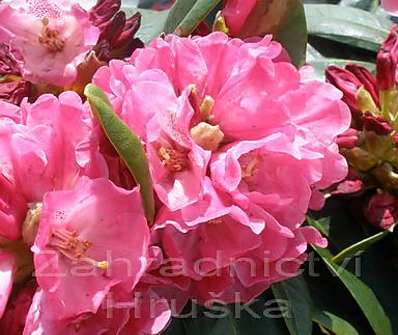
[32, 177, 150, 319]
[0, 0, 99, 86]
[23, 286, 171, 335]
[382, 0, 398, 15]
[211, 130, 347, 229]
[0, 251, 16, 319]
[0, 92, 106, 240]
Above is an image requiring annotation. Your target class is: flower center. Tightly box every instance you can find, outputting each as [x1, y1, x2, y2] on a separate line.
[190, 122, 224, 151]
[240, 155, 262, 184]
[158, 147, 189, 173]
[49, 228, 109, 270]
[38, 18, 65, 53]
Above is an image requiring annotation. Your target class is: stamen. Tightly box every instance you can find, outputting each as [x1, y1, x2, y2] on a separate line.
[200, 95, 215, 121]
[158, 147, 189, 173]
[190, 122, 224, 151]
[38, 17, 65, 53]
[240, 155, 262, 183]
[49, 228, 108, 270]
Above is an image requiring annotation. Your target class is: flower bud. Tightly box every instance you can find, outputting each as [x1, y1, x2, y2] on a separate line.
[345, 64, 379, 107]
[377, 26, 398, 91]
[89, 0, 121, 27]
[0, 80, 31, 105]
[336, 128, 359, 149]
[0, 44, 20, 76]
[363, 112, 393, 135]
[90, 1, 143, 61]
[326, 65, 363, 112]
[364, 192, 397, 230]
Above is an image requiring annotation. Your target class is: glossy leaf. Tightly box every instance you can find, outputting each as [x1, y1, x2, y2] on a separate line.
[163, 0, 197, 34]
[305, 4, 392, 51]
[332, 230, 390, 264]
[306, 45, 375, 81]
[271, 276, 313, 335]
[174, 0, 222, 36]
[312, 246, 393, 335]
[313, 309, 360, 335]
[135, 8, 170, 44]
[84, 84, 155, 224]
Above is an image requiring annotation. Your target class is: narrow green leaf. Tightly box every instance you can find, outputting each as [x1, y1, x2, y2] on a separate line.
[272, 276, 313, 335]
[332, 230, 390, 264]
[84, 84, 155, 224]
[175, 0, 222, 36]
[163, 0, 197, 34]
[313, 246, 393, 335]
[305, 4, 392, 51]
[313, 309, 360, 335]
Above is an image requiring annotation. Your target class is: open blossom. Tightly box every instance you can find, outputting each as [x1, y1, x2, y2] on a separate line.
[93, 33, 348, 305]
[0, 92, 106, 241]
[153, 179, 327, 304]
[0, 0, 99, 86]
[23, 285, 171, 335]
[32, 177, 150, 319]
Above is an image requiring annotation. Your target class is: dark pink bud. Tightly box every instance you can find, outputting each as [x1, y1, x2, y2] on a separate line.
[363, 112, 393, 135]
[364, 192, 398, 230]
[0, 44, 20, 76]
[89, 0, 121, 27]
[376, 26, 398, 91]
[336, 128, 359, 149]
[345, 64, 379, 107]
[326, 65, 362, 111]
[99, 11, 126, 43]
[0, 80, 31, 105]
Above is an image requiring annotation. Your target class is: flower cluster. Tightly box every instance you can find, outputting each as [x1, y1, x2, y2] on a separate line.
[326, 26, 398, 231]
[0, 1, 351, 334]
[0, 0, 143, 103]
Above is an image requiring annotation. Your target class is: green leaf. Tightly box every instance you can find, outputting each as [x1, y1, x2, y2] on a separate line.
[274, 0, 307, 67]
[313, 246, 393, 335]
[135, 8, 170, 44]
[163, 0, 197, 34]
[84, 84, 155, 224]
[174, 0, 222, 36]
[313, 309, 360, 335]
[332, 230, 390, 264]
[271, 276, 313, 335]
[305, 4, 392, 51]
[306, 45, 375, 81]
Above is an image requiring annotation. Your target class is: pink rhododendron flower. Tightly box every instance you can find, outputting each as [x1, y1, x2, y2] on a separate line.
[32, 177, 150, 319]
[382, 0, 398, 15]
[222, 0, 257, 36]
[23, 286, 171, 335]
[0, 0, 99, 86]
[0, 251, 16, 319]
[0, 92, 106, 241]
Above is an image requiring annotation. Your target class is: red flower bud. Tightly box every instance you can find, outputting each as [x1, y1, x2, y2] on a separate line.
[89, 0, 121, 27]
[336, 128, 359, 149]
[0, 80, 31, 105]
[364, 192, 398, 230]
[376, 26, 398, 91]
[345, 64, 379, 107]
[90, 1, 143, 62]
[326, 65, 363, 111]
[362, 112, 393, 135]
